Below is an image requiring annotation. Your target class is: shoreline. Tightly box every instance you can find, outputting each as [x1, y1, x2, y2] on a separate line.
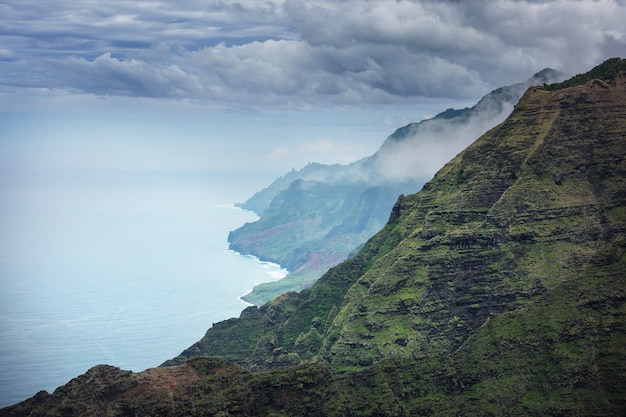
[215, 203, 289, 307]
[223, 204, 288, 307]
[0, 196, 278, 407]
[226, 249, 289, 307]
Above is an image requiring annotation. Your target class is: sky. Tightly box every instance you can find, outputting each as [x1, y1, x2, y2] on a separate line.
[1, 0, 626, 186]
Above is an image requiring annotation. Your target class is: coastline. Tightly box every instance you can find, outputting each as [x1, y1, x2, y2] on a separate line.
[224, 204, 289, 306]
[230, 250, 289, 306]
[0, 188, 285, 407]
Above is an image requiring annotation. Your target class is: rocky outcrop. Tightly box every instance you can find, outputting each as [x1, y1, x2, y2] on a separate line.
[1, 359, 332, 417]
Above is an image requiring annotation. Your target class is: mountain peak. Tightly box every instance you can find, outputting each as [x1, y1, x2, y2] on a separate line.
[528, 67, 568, 84]
[544, 57, 626, 91]
[368, 68, 569, 184]
[381, 68, 569, 148]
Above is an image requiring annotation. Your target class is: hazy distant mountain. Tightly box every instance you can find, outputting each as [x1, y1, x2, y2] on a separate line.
[8, 58, 625, 417]
[231, 68, 568, 305]
[367, 68, 568, 182]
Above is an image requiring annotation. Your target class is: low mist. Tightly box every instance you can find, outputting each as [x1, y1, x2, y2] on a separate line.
[370, 68, 568, 184]
[372, 103, 514, 182]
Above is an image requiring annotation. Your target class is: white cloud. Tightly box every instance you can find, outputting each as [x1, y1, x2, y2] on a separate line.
[0, 0, 624, 106]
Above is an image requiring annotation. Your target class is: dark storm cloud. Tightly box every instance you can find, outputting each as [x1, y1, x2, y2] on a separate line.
[1, 0, 625, 105]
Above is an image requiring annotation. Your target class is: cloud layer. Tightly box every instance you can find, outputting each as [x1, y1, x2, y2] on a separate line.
[1, 0, 625, 105]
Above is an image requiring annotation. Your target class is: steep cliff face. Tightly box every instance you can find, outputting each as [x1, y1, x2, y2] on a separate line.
[168, 61, 625, 373]
[323, 66, 626, 369]
[3, 59, 625, 417]
[163, 60, 626, 414]
[231, 69, 567, 305]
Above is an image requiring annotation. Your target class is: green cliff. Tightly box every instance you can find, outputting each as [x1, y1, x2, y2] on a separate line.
[3, 59, 625, 416]
[232, 69, 566, 305]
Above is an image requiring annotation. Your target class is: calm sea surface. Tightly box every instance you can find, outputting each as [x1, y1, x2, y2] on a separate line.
[0, 170, 286, 407]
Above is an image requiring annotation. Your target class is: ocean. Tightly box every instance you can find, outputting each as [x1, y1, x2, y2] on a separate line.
[0, 170, 286, 407]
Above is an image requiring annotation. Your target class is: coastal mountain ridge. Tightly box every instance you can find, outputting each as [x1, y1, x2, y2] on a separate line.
[4, 58, 624, 416]
[231, 67, 567, 305]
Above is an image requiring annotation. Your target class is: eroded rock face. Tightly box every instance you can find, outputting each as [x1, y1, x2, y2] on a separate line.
[324, 74, 626, 368]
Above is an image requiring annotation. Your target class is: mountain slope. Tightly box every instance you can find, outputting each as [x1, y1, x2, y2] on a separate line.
[3, 59, 625, 417]
[232, 68, 567, 305]
[166, 59, 625, 373]
[323, 65, 626, 369]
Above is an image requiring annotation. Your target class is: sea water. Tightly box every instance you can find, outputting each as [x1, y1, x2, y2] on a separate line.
[0, 170, 286, 407]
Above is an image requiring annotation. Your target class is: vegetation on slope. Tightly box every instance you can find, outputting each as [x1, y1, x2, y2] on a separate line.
[543, 57, 626, 91]
[167, 58, 626, 414]
[231, 69, 566, 305]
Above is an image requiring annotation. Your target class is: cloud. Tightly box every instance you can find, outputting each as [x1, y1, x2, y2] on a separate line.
[1, 0, 625, 106]
[284, 0, 496, 53]
[48, 53, 203, 98]
[367, 70, 569, 183]
[373, 111, 514, 183]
